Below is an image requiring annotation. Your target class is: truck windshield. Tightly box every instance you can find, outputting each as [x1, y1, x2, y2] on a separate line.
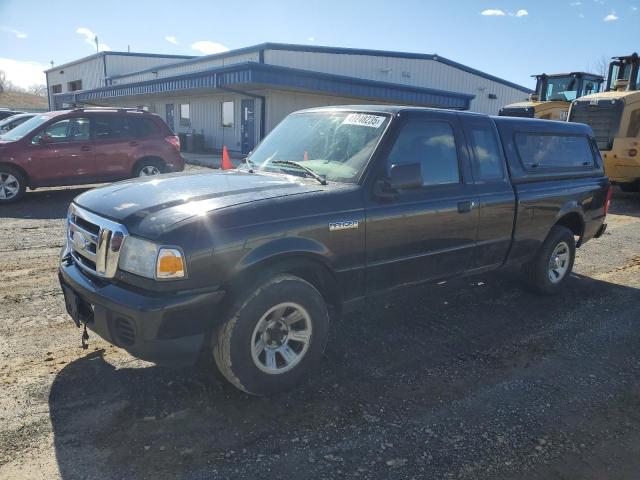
[0, 114, 51, 141]
[245, 111, 391, 183]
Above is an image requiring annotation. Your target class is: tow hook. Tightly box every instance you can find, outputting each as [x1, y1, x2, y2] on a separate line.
[81, 322, 89, 350]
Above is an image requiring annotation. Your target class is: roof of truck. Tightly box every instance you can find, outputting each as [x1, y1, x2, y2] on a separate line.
[296, 105, 594, 135]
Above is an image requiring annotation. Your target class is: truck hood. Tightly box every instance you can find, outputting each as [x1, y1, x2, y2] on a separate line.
[74, 171, 323, 238]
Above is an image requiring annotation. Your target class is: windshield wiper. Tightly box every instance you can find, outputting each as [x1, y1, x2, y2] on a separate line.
[241, 157, 256, 173]
[270, 160, 327, 185]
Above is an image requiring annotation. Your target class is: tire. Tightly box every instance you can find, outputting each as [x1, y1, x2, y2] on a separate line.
[133, 158, 165, 177]
[523, 225, 576, 295]
[213, 274, 330, 395]
[0, 166, 26, 203]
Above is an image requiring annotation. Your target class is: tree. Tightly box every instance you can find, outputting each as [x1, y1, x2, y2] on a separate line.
[0, 70, 6, 93]
[27, 84, 47, 96]
[586, 55, 610, 78]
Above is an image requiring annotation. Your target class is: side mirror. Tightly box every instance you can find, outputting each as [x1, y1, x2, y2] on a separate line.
[39, 134, 53, 145]
[390, 163, 423, 190]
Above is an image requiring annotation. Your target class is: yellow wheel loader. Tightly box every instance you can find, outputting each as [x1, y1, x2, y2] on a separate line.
[499, 72, 603, 120]
[569, 53, 640, 192]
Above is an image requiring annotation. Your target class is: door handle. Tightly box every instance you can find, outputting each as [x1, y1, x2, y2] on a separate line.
[80, 145, 92, 152]
[457, 200, 477, 213]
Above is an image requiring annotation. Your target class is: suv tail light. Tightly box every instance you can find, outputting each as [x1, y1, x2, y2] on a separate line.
[604, 183, 613, 215]
[165, 135, 180, 151]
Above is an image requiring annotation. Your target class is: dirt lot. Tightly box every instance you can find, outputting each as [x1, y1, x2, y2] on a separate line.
[1, 171, 639, 480]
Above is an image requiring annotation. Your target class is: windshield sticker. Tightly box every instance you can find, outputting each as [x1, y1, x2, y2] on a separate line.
[342, 113, 386, 128]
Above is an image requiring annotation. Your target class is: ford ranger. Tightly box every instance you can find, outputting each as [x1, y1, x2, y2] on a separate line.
[58, 106, 611, 395]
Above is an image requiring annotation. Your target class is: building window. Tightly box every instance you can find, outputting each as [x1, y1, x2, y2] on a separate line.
[179, 103, 190, 126]
[51, 84, 62, 94]
[222, 101, 234, 127]
[67, 80, 83, 91]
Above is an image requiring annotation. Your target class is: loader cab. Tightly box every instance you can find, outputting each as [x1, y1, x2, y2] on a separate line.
[499, 72, 603, 121]
[606, 53, 640, 92]
[534, 72, 604, 102]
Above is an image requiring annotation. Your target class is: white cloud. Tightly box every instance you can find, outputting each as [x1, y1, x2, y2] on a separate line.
[481, 9, 506, 16]
[569, 1, 582, 6]
[604, 12, 619, 21]
[190, 41, 229, 55]
[0, 58, 47, 89]
[165, 35, 179, 45]
[579, 12, 585, 17]
[632, 6, 638, 11]
[308, 36, 315, 42]
[1, 27, 27, 39]
[515, 9, 529, 17]
[76, 27, 111, 51]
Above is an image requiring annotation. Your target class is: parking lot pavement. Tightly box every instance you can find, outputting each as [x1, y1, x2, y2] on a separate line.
[0, 183, 639, 480]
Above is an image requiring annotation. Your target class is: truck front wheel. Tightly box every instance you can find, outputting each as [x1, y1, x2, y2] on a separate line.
[213, 274, 330, 395]
[523, 225, 576, 295]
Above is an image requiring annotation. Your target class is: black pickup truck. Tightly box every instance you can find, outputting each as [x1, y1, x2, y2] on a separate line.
[59, 106, 611, 395]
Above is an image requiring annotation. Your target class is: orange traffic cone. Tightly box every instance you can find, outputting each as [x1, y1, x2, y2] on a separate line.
[303, 150, 309, 161]
[221, 145, 234, 170]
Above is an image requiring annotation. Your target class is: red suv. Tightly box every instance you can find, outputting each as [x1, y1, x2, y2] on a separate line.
[0, 108, 184, 203]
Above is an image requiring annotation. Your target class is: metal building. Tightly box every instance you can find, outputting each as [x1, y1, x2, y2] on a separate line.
[45, 43, 531, 154]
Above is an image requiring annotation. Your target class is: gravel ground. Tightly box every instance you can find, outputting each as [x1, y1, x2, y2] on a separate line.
[1, 172, 639, 480]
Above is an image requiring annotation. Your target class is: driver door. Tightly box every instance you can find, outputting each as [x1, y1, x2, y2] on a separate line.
[365, 113, 479, 292]
[26, 117, 95, 186]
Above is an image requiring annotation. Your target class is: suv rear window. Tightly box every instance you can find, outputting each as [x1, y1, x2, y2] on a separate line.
[128, 116, 161, 138]
[514, 133, 594, 170]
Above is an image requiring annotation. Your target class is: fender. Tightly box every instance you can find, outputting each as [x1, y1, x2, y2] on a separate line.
[234, 236, 336, 277]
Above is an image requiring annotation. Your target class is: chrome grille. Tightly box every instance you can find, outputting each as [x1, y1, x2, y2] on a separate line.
[67, 204, 128, 278]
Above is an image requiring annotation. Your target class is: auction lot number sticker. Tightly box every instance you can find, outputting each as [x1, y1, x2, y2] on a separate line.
[342, 113, 386, 128]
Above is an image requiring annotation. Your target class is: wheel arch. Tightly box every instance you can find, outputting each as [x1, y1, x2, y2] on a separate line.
[0, 162, 30, 186]
[553, 210, 585, 246]
[132, 156, 166, 176]
[227, 249, 343, 317]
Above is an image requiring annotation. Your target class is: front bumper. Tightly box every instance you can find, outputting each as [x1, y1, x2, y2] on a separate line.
[58, 251, 224, 365]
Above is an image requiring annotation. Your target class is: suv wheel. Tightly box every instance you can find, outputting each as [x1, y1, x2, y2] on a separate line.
[0, 167, 26, 203]
[523, 225, 576, 295]
[213, 274, 330, 395]
[133, 159, 165, 177]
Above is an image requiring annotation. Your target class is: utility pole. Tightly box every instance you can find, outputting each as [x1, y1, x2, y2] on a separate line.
[50, 60, 54, 68]
[95, 35, 99, 52]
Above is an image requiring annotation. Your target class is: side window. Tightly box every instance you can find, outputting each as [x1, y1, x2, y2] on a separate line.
[515, 133, 594, 170]
[31, 117, 90, 144]
[179, 103, 190, 126]
[465, 121, 504, 181]
[387, 120, 460, 186]
[93, 115, 133, 140]
[129, 117, 161, 138]
[627, 109, 640, 138]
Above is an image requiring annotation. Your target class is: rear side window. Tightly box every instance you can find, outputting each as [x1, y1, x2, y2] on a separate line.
[93, 115, 134, 140]
[387, 120, 460, 186]
[464, 121, 504, 181]
[128, 116, 161, 138]
[514, 133, 594, 170]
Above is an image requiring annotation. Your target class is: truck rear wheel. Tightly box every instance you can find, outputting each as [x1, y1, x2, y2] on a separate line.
[523, 225, 576, 295]
[213, 274, 330, 395]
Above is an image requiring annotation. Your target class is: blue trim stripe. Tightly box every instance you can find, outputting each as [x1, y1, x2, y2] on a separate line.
[53, 62, 473, 110]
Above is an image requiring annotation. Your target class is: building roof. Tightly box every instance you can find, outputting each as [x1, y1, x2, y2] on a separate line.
[105, 42, 532, 93]
[52, 61, 475, 110]
[44, 51, 196, 73]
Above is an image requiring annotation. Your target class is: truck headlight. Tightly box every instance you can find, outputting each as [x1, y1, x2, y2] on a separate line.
[119, 236, 186, 280]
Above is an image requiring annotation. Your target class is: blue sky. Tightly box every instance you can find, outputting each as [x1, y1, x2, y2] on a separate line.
[0, 0, 637, 90]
